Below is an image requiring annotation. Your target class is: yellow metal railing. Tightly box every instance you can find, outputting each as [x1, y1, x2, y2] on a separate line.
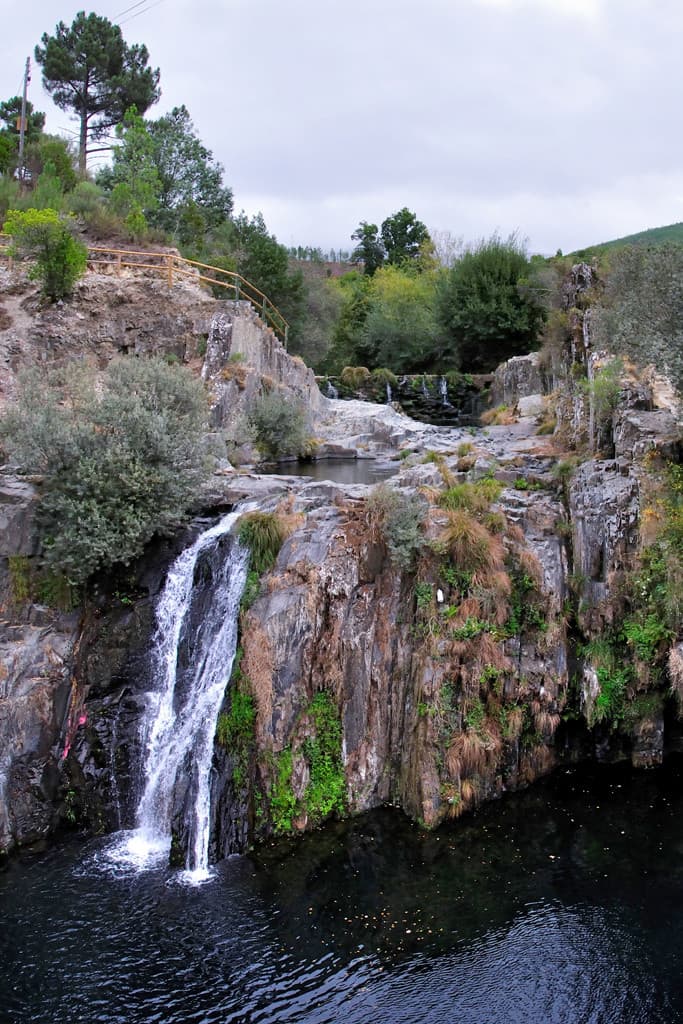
[0, 238, 289, 346]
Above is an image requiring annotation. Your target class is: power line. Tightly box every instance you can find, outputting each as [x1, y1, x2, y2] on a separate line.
[119, 0, 167, 25]
[114, 0, 150, 20]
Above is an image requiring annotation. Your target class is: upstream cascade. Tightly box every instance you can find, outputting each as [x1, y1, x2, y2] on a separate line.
[117, 512, 248, 877]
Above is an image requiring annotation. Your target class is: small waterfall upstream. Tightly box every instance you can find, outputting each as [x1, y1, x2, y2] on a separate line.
[112, 510, 249, 880]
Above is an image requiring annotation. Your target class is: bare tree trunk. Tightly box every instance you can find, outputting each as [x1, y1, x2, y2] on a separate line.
[79, 112, 88, 176]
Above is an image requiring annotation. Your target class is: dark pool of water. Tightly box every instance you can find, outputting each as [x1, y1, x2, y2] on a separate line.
[2, 758, 683, 1024]
[265, 459, 399, 485]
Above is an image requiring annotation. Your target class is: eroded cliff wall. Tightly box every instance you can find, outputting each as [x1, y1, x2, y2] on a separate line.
[0, 263, 681, 858]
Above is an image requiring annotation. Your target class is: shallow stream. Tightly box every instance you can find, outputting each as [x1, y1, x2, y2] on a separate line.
[266, 458, 399, 485]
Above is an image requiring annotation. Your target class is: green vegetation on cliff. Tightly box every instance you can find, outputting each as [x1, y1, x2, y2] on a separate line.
[269, 691, 345, 836]
[3, 208, 87, 300]
[0, 357, 209, 584]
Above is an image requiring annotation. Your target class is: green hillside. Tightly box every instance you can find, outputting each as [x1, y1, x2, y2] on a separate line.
[571, 221, 683, 258]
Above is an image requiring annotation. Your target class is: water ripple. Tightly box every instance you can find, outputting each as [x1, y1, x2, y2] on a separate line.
[2, 759, 683, 1024]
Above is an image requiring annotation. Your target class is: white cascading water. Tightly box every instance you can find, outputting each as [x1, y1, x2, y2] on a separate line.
[112, 510, 249, 880]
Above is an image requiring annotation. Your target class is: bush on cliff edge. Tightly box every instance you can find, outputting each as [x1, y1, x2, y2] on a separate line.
[0, 357, 209, 584]
[3, 207, 87, 300]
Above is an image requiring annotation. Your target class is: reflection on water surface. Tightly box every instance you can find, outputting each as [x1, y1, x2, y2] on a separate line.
[1, 759, 682, 1023]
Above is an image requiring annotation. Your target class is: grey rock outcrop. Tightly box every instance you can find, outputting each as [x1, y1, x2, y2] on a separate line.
[0, 617, 78, 850]
[490, 353, 544, 408]
[569, 460, 640, 628]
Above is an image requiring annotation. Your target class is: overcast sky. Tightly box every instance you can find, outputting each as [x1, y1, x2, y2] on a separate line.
[2, 0, 682, 254]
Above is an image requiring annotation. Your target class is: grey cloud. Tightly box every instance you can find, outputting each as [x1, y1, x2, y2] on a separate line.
[4, 0, 683, 252]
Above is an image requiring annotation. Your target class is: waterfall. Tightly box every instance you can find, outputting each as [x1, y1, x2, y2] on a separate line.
[439, 376, 452, 407]
[114, 510, 249, 878]
[326, 381, 339, 399]
[386, 381, 393, 404]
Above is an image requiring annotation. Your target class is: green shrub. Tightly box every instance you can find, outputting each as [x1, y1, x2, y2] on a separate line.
[35, 569, 81, 610]
[26, 162, 66, 212]
[240, 569, 261, 611]
[8, 555, 31, 604]
[465, 696, 486, 735]
[0, 358, 208, 584]
[627, 462, 683, 634]
[270, 748, 296, 834]
[340, 365, 371, 389]
[439, 479, 502, 514]
[216, 688, 256, 789]
[216, 689, 256, 749]
[370, 367, 398, 386]
[68, 181, 104, 217]
[247, 390, 310, 460]
[303, 691, 345, 823]
[594, 665, 630, 725]
[581, 636, 632, 727]
[367, 483, 425, 571]
[3, 207, 87, 300]
[451, 616, 488, 641]
[0, 177, 20, 220]
[581, 358, 623, 426]
[622, 615, 671, 661]
[237, 511, 288, 574]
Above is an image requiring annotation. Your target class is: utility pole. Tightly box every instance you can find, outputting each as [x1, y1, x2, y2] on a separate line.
[17, 57, 30, 183]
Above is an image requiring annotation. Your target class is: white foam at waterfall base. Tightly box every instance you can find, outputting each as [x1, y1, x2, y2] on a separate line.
[104, 508, 251, 880]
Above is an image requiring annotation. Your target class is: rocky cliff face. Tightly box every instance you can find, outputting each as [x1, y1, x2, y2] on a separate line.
[0, 263, 681, 858]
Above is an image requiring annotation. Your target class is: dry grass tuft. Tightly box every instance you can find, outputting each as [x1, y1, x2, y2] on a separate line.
[484, 510, 507, 534]
[669, 645, 683, 712]
[220, 362, 249, 388]
[452, 595, 483, 622]
[460, 778, 480, 807]
[517, 548, 544, 588]
[443, 509, 504, 573]
[448, 730, 488, 777]
[534, 710, 561, 739]
[275, 495, 305, 536]
[241, 621, 275, 740]
[481, 404, 517, 426]
[471, 570, 512, 625]
[520, 744, 555, 784]
[418, 485, 443, 506]
[473, 634, 510, 673]
[504, 706, 525, 740]
[505, 523, 525, 545]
